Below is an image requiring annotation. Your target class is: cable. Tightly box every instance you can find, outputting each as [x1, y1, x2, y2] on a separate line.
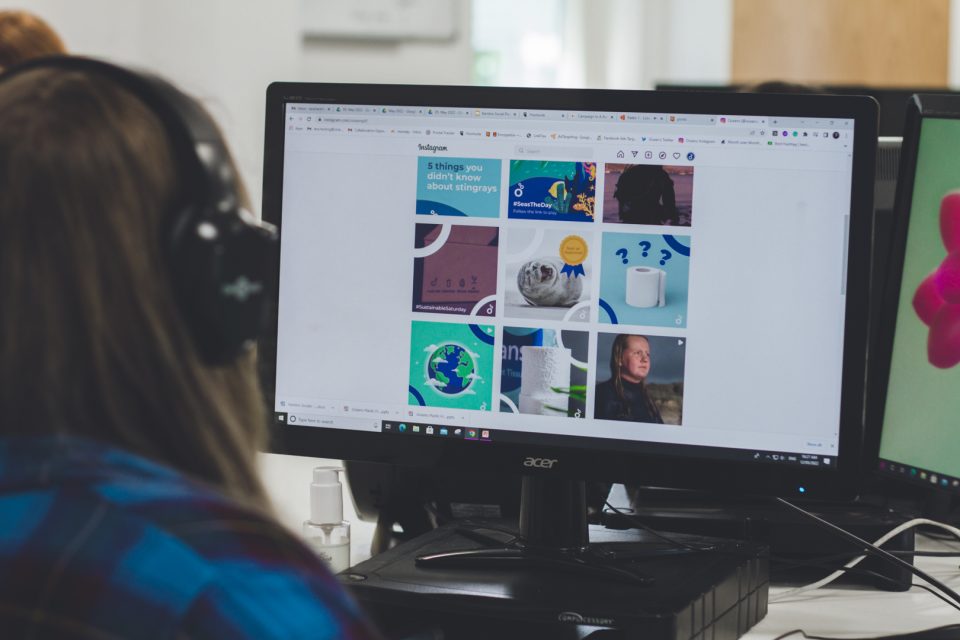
[768, 555, 960, 613]
[603, 501, 717, 552]
[772, 507, 960, 602]
[772, 499, 960, 607]
[772, 549, 960, 572]
[911, 583, 960, 615]
[605, 498, 960, 609]
[920, 529, 960, 543]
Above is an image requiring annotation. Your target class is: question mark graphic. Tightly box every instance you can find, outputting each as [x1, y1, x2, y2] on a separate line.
[615, 248, 628, 264]
[659, 249, 673, 266]
[638, 241, 651, 257]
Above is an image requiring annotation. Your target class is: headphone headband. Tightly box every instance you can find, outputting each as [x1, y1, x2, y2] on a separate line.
[0, 56, 278, 365]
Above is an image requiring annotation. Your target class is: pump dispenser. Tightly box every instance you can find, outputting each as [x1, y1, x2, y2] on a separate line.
[303, 467, 351, 572]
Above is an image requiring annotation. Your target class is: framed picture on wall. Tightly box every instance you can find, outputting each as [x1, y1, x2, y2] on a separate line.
[301, 0, 457, 41]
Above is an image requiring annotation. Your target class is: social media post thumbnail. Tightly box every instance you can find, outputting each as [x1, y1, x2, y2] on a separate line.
[500, 326, 589, 419]
[502, 227, 593, 323]
[412, 223, 498, 317]
[416, 156, 502, 218]
[408, 320, 495, 412]
[599, 232, 690, 328]
[508, 160, 597, 223]
[602, 164, 694, 226]
[594, 333, 686, 425]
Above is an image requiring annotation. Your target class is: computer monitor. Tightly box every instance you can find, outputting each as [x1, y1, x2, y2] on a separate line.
[656, 82, 960, 137]
[873, 94, 960, 495]
[827, 87, 959, 138]
[260, 85, 877, 526]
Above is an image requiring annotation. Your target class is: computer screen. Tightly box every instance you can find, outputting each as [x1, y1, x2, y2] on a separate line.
[655, 82, 959, 137]
[876, 95, 960, 494]
[261, 86, 876, 497]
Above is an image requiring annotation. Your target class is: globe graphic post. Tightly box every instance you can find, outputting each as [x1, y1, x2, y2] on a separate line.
[427, 344, 476, 395]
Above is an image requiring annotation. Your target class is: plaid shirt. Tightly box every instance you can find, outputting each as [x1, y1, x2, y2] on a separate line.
[0, 435, 379, 639]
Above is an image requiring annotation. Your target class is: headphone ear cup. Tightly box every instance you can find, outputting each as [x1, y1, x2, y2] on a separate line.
[169, 206, 277, 365]
[0, 56, 280, 365]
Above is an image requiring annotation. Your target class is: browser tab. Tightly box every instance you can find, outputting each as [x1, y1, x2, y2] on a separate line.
[522, 110, 552, 120]
[671, 114, 715, 125]
[475, 108, 520, 119]
[569, 111, 615, 121]
[432, 108, 472, 117]
[719, 116, 769, 126]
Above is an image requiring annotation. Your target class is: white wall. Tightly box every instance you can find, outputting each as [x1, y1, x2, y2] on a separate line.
[299, 9, 473, 85]
[661, 0, 733, 86]
[15, 0, 473, 210]
[578, 0, 733, 90]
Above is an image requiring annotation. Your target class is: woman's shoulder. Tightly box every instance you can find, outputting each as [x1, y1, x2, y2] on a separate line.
[180, 554, 375, 639]
[0, 436, 378, 639]
[91, 455, 378, 638]
[594, 378, 616, 398]
[105, 479, 376, 639]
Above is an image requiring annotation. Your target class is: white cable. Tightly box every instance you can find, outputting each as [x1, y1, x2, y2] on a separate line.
[770, 517, 960, 602]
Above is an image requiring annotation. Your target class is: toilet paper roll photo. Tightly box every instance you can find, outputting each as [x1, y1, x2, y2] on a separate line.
[625, 267, 666, 308]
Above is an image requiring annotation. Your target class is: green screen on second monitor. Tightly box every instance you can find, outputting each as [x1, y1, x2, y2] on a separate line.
[879, 116, 960, 492]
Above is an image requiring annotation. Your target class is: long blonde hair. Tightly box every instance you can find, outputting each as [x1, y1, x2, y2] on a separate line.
[0, 67, 270, 508]
[609, 334, 662, 423]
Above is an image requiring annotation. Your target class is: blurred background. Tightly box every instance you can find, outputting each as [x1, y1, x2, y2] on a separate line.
[14, 0, 960, 212]
[10, 0, 959, 556]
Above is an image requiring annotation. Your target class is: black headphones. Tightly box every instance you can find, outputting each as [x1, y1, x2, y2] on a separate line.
[0, 56, 278, 365]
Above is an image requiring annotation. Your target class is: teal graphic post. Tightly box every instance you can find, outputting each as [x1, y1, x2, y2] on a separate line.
[599, 232, 691, 328]
[508, 160, 596, 222]
[416, 157, 502, 217]
[408, 320, 495, 411]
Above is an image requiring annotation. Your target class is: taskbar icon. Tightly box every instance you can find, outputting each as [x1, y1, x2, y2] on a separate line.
[381, 421, 493, 442]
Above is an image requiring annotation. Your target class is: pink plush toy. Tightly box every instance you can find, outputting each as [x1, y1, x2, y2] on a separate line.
[913, 191, 960, 368]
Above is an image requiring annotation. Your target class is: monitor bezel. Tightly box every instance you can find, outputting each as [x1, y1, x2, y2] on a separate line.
[869, 94, 960, 495]
[260, 83, 878, 499]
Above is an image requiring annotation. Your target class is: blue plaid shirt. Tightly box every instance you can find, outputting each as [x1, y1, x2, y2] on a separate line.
[0, 435, 379, 639]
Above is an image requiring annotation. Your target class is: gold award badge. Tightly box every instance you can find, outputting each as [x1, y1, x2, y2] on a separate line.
[559, 235, 588, 277]
[559, 235, 588, 265]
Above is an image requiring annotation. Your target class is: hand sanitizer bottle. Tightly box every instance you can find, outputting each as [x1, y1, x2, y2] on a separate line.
[303, 466, 351, 573]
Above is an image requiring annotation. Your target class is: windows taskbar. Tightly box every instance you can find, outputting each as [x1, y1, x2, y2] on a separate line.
[879, 458, 960, 494]
[376, 419, 835, 470]
[272, 412, 836, 470]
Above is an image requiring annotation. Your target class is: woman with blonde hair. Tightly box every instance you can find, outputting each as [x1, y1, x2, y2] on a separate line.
[593, 334, 664, 424]
[0, 57, 377, 639]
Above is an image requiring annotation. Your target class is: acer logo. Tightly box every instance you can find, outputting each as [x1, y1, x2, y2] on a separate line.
[523, 457, 558, 469]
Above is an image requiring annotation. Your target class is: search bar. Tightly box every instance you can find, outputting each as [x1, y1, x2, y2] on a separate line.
[515, 145, 594, 157]
[286, 413, 379, 432]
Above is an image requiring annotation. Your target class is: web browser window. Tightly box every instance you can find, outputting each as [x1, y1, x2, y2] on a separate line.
[274, 103, 855, 466]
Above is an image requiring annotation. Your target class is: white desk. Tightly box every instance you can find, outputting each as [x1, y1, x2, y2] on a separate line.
[261, 453, 960, 638]
[753, 535, 960, 638]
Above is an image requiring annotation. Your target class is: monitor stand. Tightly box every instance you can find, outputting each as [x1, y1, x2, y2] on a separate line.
[415, 475, 678, 583]
[341, 475, 769, 639]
